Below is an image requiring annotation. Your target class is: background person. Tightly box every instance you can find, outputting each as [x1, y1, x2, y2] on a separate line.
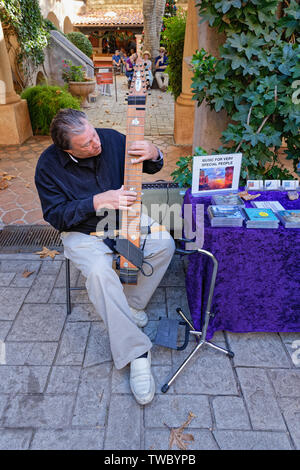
[142, 50, 153, 88]
[154, 46, 169, 91]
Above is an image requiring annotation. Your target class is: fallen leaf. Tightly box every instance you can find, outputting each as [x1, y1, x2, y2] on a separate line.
[105, 110, 110, 114]
[22, 269, 35, 278]
[165, 411, 196, 450]
[25, 183, 30, 188]
[35, 246, 60, 259]
[2, 174, 16, 181]
[0, 171, 8, 176]
[0, 178, 8, 190]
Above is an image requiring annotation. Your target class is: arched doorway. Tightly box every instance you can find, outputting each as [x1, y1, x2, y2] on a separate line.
[47, 12, 60, 30]
[36, 71, 46, 85]
[63, 16, 73, 34]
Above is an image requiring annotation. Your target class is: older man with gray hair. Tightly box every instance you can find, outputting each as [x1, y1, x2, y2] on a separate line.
[35, 108, 175, 405]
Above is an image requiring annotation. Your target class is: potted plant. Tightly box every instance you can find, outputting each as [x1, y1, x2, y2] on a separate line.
[62, 59, 96, 107]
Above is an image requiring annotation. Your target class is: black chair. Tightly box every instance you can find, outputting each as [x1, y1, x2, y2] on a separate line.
[65, 257, 85, 315]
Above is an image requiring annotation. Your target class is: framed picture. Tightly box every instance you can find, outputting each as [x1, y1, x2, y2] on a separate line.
[191, 153, 242, 196]
[264, 180, 281, 190]
[281, 180, 299, 190]
[246, 180, 264, 191]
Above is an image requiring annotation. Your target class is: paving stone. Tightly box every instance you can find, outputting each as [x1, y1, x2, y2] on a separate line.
[0, 259, 41, 273]
[66, 303, 99, 322]
[39, 260, 62, 275]
[3, 342, 57, 366]
[0, 273, 15, 286]
[30, 428, 105, 450]
[0, 366, 50, 393]
[159, 256, 185, 287]
[72, 363, 112, 427]
[145, 303, 166, 321]
[55, 322, 90, 365]
[0, 428, 33, 450]
[213, 430, 292, 450]
[10, 271, 38, 288]
[227, 332, 290, 368]
[0, 321, 12, 341]
[268, 369, 300, 398]
[212, 396, 251, 430]
[0, 395, 9, 421]
[145, 428, 218, 451]
[54, 261, 80, 287]
[236, 368, 286, 431]
[166, 286, 190, 319]
[3, 394, 75, 428]
[46, 366, 81, 394]
[7, 304, 66, 341]
[151, 344, 172, 366]
[104, 394, 141, 450]
[24, 274, 56, 303]
[172, 344, 238, 395]
[0, 287, 29, 320]
[145, 394, 212, 429]
[148, 287, 165, 304]
[278, 397, 300, 450]
[83, 322, 112, 367]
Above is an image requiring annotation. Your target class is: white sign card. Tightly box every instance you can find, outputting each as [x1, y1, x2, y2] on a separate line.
[191, 153, 242, 196]
[281, 180, 299, 190]
[246, 180, 264, 190]
[264, 180, 281, 190]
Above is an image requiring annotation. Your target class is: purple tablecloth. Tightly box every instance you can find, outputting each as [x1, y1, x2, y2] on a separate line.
[184, 189, 300, 340]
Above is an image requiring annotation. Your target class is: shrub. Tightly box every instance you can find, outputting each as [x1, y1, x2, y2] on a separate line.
[66, 32, 93, 58]
[161, 11, 186, 100]
[62, 59, 85, 83]
[191, 0, 300, 182]
[21, 85, 80, 135]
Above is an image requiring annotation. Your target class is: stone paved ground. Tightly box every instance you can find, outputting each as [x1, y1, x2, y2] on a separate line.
[0, 74, 299, 451]
[0, 252, 299, 450]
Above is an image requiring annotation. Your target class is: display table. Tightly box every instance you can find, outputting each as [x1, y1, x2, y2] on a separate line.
[184, 188, 300, 340]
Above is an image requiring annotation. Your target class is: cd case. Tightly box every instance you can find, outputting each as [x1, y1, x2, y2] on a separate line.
[251, 200, 285, 212]
[243, 208, 279, 229]
[212, 194, 245, 206]
[207, 205, 245, 227]
[276, 210, 300, 228]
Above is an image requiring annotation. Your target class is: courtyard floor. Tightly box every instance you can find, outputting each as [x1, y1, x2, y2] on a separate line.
[0, 75, 299, 451]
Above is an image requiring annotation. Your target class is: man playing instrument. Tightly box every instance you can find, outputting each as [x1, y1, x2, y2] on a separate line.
[35, 108, 175, 405]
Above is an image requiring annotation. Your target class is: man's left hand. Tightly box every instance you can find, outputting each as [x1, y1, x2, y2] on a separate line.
[128, 140, 160, 163]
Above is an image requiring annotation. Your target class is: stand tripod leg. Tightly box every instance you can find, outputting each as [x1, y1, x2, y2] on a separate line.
[205, 340, 234, 358]
[161, 340, 205, 393]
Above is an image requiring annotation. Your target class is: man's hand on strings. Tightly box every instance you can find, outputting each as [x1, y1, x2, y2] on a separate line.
[128, 140, 160, 164]
[93, 186, 137, 211]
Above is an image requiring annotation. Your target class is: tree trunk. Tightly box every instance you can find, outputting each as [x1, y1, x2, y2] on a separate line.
[143, 0, 166, 63]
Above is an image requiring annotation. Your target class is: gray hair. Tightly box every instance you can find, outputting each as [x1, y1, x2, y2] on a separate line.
[50, 108, 89, 150]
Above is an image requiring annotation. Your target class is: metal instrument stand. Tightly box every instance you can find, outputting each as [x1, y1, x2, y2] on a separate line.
[161, 247, 234, 393]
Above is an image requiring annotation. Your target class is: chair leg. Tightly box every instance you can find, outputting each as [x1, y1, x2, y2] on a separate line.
[65, 258, 71, 315]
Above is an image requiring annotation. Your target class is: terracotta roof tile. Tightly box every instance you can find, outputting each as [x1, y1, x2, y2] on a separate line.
[74, 9, 143, 26]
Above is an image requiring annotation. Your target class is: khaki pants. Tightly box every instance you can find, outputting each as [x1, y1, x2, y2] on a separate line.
[60, 217, 175, 369]
[155, 71, 169, 89]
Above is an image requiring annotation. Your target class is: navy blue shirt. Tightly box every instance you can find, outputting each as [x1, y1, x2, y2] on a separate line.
[35, 128, 163, 239]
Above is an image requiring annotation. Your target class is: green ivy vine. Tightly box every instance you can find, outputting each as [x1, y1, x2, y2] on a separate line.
[191, 0, 300, 182]
[0, 0, 49, 67]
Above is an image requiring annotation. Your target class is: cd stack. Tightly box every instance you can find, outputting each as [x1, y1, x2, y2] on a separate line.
[207, 205, 245, 227]
[243, 208, 279, 229]
[212, 194, 245, 206]
[276, 210, 300, 228]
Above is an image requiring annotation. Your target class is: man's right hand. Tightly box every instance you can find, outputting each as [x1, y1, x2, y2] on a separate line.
[93, 186, 137, 211]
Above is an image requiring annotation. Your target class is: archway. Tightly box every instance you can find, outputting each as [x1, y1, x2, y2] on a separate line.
[63, 16, 73, 34]
[36, 71, 46, 85]
[47, 12, 60, 30]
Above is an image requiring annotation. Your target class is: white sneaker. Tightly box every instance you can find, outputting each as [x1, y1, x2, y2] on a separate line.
[130, 307, 148, 328]
[130, 351, 155, 405]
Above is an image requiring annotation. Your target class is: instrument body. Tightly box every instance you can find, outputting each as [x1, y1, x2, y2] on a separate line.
[119, 56, 148, 284]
